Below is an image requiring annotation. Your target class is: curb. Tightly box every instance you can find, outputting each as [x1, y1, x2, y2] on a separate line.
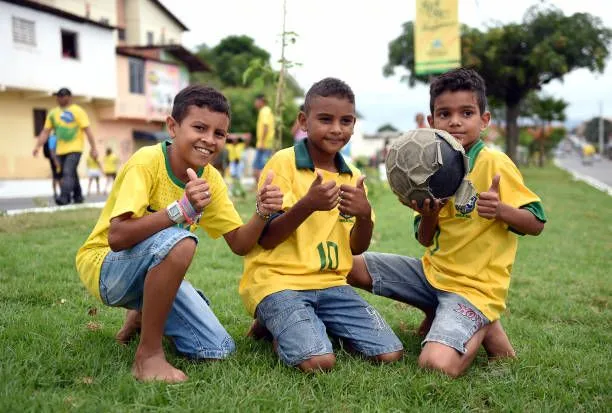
[554, 159, 612, 196]
[3, 202, 105, 216]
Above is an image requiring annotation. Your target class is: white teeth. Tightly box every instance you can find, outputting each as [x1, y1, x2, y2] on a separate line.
[195, 147, 211, 154]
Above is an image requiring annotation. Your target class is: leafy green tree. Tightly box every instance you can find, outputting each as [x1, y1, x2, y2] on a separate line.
[524, 93, 568, 166]
[377, 123, 399, 132]
[383, 5, 612, 162]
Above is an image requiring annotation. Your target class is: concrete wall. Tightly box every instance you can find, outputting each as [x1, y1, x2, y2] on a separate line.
[33, 0, 117, 25]
[137, 0, 182, 45]
[0, 2, 116, 99]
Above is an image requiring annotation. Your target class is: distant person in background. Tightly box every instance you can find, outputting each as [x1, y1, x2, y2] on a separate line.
[43, 132, 61, 199]
[415, 112, 427, 129]
[582, 143, 596, 165]
[86, 153, 104, 196]
[291, 104, 308, 143]
[102, 147, 120, 195]
[226, 135, 246, 198]
[33, 87, 99, 205]
[252, 94, 275, 184]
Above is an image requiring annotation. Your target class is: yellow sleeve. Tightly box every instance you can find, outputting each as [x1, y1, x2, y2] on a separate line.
[198, 166, 243, 238]
[44, 110, 54, 130]
[495, 156, 541, 209]
[110, 165, 152, 219]
[75, 105, 90, 129]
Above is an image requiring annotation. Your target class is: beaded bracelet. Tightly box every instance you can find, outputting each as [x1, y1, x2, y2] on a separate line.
[255, 200, 271, 220]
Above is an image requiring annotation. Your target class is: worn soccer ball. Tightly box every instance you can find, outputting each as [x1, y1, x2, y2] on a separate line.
[385, 128, 476, 209]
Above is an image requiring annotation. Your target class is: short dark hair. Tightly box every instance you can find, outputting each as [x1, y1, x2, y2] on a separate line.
[171, 85, 231, 124]
[255, 93, 266, 101]
[429, 68, 487, 115]
[304, 77, 355, 113]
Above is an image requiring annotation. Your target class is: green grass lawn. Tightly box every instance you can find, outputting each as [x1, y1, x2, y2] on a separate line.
[0, 165, 610, 412]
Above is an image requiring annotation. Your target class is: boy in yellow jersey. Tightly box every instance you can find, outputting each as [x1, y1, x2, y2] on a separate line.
[33, 88, 100, 205]
[76, 85, 283, 383]
[252, 94, 275, 183]
[348, 68, 546, 377]
[102, 147, 120, 194]
[240, 78, 403, 372]
[86, 153, 103, 196]
[226, 135, 247, 197]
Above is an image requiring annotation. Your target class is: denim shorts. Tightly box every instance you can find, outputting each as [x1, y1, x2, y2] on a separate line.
[363, 252, 490, 354]
[99, 226, 235, 359]
[255, 286, 403, 366]
[252, 149, 272, 171]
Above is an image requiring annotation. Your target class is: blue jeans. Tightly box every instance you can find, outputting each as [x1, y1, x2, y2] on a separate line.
[255, 287, 403, 366]
[99, 227, 235, 359]
[252, 149, 272, 171]
[363, 252, 490, 354]
[57, 151, 82, 203]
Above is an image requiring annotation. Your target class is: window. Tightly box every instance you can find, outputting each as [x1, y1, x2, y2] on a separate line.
[61, 30, 78, 59]
[147, 31, 154, 45]
[129, 58, 145, 94]
[12, 17, 36, 46]
[118, 28, 126, 41]
[33, 109, 47, 136]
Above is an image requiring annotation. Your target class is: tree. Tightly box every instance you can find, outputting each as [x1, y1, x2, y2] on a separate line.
[524, 93, 568, 166]
[377, 123, 399, 132]
[383, 5, 612, 162]
[194, 36, 271, 88]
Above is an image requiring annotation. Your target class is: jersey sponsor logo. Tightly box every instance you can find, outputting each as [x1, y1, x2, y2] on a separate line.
[455, 193, 478, 215]
[60, 110, 75, 123]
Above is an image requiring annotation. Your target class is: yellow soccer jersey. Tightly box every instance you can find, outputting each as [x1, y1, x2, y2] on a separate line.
[256, 106, 275, 149]
[227, 142, 246, 162]
[417, 140, 546, 321]
[76, 140, 243, 301]
[86, 155, 99, 170]
[239, 139, 372, 316]
[103, 153, 119, 174]
[44, 104, 90, 155]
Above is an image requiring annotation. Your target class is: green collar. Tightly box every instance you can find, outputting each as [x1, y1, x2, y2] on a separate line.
[294, 138, 352, 175]
[162, 140, 204, 188]
[465, 139, 485, 172]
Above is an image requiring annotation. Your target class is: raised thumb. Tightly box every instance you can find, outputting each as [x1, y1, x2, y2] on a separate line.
[489, 174, 501, 193]
[356, 176, 366, 189]
[186, 168, 199, 182]
[263, 170, 274, 186]
[312, 170, 323, 186]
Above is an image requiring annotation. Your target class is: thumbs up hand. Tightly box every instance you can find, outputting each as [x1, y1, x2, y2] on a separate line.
[184, 167, 211, 213]
[256, 170, 283, 217]
[338, 175, 372, 220]
[304, 170, 340, 212]
[477, 174, 501, 220]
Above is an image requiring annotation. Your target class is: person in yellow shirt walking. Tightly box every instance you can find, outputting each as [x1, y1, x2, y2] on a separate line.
[102, 147, 120, 195]
[252, 94, 275, 183]
[241, 78, 403, 372]
[348, 68, 547, 378]
[226, 134, 247, 197]
[76, 85, 283, 383]
[33, 88, 100, 205]
[86, 153, 104, 196]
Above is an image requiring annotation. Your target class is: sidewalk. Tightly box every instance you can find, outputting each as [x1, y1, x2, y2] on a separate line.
[0, 178, 91, 199]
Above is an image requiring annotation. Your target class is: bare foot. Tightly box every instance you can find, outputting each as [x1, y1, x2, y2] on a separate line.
[417, 314, 434, 337]
[482, 320, 516, 359]
[132, 351, 187, 383]
[246, 319, 273, 341]
[115, 310, 142, 345]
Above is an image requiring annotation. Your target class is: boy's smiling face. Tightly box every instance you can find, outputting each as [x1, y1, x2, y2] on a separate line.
[299, 95, 356, 157]
[427, 90, 490, 150]
[167, 105, 229, 171]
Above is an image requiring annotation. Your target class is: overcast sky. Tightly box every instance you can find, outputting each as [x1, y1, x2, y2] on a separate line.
[161, 0, 612, 133]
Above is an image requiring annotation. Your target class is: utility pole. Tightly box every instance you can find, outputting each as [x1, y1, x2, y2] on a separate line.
[273, 0, 288, 152]
[598, 101, 604, 154]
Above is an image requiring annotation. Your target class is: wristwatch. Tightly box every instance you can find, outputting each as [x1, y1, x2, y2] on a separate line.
[167, 201, 185, 224]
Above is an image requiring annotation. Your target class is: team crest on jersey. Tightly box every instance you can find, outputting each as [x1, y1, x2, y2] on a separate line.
[455, 193, 478, 215]
[339, 212, 355, 223]
[60, 110, 75, 123]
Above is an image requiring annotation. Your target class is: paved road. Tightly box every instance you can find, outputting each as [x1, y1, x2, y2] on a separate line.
[556, 151, 612, 187]
[0, 194, 107, 212]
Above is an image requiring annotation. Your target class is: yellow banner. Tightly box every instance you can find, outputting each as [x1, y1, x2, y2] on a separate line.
[414, 0, 461, 75]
